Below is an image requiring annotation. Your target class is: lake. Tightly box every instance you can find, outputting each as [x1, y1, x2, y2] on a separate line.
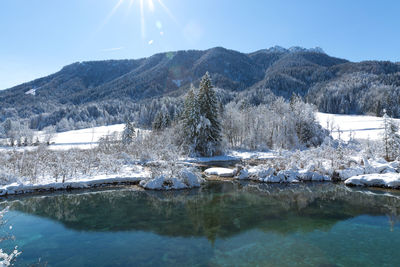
[1, 181, 400, 266]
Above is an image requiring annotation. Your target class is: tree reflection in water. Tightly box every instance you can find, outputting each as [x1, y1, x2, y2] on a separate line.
[6, 181, 400, 242]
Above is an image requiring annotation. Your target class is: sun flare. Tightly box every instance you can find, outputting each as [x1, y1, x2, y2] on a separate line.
[102, 0, 175, 40]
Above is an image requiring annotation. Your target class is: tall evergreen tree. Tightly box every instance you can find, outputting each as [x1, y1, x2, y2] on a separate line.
[122, 118, 136, 144]
[152, 105, 171, 131]
[383, 111, 400, 160]
[185, 72, 222, 156]
[182, 84, 201, 154]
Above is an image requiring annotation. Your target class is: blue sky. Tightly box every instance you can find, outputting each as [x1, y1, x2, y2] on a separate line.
[1, 0, 400, 89]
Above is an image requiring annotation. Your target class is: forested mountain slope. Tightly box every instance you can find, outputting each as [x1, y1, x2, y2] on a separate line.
[1, 46, 399, 131]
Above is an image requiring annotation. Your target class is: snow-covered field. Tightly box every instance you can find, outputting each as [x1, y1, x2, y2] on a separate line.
[0, 124, 149, 151]
[316, 112, 399, 141]
[49, 124, 125, 149]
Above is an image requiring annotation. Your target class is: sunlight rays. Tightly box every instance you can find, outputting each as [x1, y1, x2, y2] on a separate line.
[147, 0, 154, 12]
[100, 0, 125, 30]
[128, 0, 135, 10]
[140, 0, 146, 38]
[97, 0, 177, 42]
[157, 0, 178, 25]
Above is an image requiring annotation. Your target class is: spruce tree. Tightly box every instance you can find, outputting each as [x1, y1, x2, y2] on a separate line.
[122, 118, 136, 144]
[196, 72, 222, 156]
[152, 112, 163, 131]
[152, 106, 171, 131]
[383, 111, 400, 160]
[182, 73, 222, 156]
[182, 84, 201, 154]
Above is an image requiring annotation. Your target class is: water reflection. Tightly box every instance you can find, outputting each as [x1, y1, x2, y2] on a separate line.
[6, 182, 400, 242]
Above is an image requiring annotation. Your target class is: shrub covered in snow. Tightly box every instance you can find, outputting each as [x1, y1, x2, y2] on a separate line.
[140, 164, 204, 190]
[0, 207, 21, 267]
[235, 164, 330, 183]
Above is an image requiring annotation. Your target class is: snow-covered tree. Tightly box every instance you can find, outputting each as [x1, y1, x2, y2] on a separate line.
[182, 74, 222, 156]
[122, 118, 136, 145]
[382, 111, 400, 160]
[182, 84, 201, 155]
[196, 72, 222, 156]
[0, 207, 21, 266]
[152, 105, 171, 131]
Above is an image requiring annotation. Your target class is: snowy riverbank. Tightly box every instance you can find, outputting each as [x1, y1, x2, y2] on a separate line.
[202, 156, 400, 189]
[1, 155, 400, 196]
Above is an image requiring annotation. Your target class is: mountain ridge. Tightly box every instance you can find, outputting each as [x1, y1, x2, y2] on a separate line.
[1, 46, 400, 131]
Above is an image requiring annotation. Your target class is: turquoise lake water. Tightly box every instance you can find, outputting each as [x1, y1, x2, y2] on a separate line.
[1, 182, 400, 266]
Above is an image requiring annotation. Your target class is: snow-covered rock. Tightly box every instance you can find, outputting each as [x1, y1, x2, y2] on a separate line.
[276, 170, 299, 183]
[345, 173, 400, 189]
[245, 166, 275, 180]
[336, 166, 364, 181]
[235, 165, 332, 183]
[263, 175, 282, 183]
[204, 168, 236, 177]
[364, 158, 398, 174]
[297, 170, 331, 181]
[139, 168, 204, 190]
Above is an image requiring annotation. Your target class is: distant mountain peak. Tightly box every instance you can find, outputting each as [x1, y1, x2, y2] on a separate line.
[266, 46, 325, 54]
[268, 45, 288, 53]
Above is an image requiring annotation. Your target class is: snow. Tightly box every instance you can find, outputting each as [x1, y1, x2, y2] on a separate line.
[228, 150, 276, 160]
[184, 150, 277, 163]
[316, 112, 400, 141]
[184, 155, 239, 163]
[268, 45, 287, 53]
[0, 166, 150, 196]
[333, 157, 399, 181]
[297, 170, 330, 181]
[236, 166, 329, 183]
[0, 124, 148, 151]
[337, 167, 365, 180]
[24, 88, 36, 96]
[345, 173, 400, 189]
[50, 124, 126, 149]
[2, 112, 400, 192]
[0, 247, 20, 267]
[204, 168, 236, 177]
[248, 166, 275, 180]
[139, 167, 204, 190]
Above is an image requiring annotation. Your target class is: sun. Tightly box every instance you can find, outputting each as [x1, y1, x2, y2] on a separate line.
[102, 0, 175, 40]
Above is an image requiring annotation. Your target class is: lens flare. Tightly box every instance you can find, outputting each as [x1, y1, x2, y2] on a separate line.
[148, 0, 154, 12]
[140, 0, 146, 38]
[128, 0, 135, 10]
[98, 0, 176, 40]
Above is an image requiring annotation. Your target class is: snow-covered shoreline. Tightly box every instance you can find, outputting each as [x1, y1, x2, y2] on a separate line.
[0, 168, 151, 196]
[201, 156, 400, 189]
[345, 173, 400, 189]
[1, 157, 400, 196]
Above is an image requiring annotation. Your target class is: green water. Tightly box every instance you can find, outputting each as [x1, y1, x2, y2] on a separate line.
[1, 182, 400, 266]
